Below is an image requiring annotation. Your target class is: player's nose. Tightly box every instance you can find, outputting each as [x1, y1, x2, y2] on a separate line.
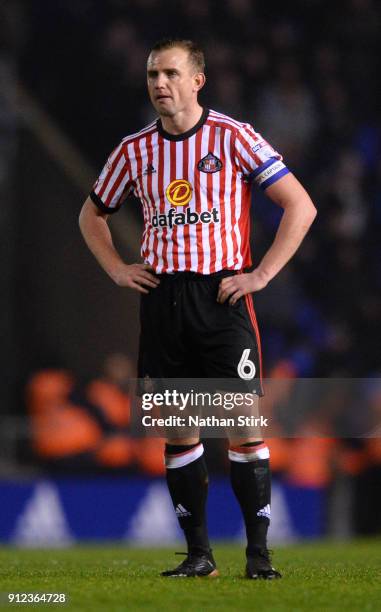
[155, 73, 167, 89]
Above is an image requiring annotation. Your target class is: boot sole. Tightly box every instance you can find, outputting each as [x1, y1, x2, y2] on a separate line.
[162, 568, 219, 578]
[204, 568, 219, 578]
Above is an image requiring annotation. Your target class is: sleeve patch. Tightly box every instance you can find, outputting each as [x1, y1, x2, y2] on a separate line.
[252, 143, 280, 161]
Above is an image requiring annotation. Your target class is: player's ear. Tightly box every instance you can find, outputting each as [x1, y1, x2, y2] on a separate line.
[193, 72, 206, 92]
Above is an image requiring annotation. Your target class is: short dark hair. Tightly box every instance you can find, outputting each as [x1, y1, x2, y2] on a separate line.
[150, 38, 205, 73]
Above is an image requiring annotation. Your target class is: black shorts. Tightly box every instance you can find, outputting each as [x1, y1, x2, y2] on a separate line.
[137, 270, 263, 396]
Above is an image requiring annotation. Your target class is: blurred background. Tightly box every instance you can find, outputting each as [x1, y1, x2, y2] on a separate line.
[1, 0, 380, 546]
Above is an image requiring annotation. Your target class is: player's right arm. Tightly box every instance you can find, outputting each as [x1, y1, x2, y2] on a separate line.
[79, 140, 159, 293]
[79, 196, 159, 294]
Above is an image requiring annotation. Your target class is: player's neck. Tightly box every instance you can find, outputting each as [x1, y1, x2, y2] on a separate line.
[160, 104, 204, 135]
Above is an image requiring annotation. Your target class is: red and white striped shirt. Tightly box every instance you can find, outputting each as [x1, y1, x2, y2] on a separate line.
[90, 108, 289, 274]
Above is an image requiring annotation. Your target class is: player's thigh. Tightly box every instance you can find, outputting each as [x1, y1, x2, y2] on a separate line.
[199, 295, 263, 394]
[138, 280, 187, 378]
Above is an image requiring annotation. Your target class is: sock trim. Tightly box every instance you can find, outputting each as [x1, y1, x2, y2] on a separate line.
[242, 441, 264, 447]
[165, 442, 204, 469]
[165, 442, 199, 455]
[230, 442, 267, 453]
[228, 444, 269, 462]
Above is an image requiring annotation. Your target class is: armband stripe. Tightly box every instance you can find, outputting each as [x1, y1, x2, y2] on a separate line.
[252, 159, 289, 189]
[260, 167, 290, 190]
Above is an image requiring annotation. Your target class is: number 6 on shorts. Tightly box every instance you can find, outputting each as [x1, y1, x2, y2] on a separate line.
[237, 348, 256, 380]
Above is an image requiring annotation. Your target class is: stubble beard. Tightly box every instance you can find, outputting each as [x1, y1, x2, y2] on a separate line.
[157, 107, 176, 118]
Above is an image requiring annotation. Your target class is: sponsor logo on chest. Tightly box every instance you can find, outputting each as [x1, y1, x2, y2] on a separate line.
[150, 177, 220, 228]
[166, 179, 193, 206]
[152, 206, 219, 228]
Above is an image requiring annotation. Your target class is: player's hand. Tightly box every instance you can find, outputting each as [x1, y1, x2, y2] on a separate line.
[113, 263, 160, 294]
[217, 269, 269, 305]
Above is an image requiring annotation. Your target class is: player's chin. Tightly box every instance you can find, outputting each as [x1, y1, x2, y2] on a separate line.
[157, 107, 176, 117]
[153, 101, 176, 116]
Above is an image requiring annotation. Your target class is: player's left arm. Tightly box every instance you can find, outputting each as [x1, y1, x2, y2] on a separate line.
[217, 172, 317, 305]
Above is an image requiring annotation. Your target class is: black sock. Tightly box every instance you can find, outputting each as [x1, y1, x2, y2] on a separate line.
[165, 443, 210, 555]
[230, 445, 271, 557]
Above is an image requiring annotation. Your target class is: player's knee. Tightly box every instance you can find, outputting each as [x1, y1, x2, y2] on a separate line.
[228, 436, 264, 446]
[165, 437, 200, 445]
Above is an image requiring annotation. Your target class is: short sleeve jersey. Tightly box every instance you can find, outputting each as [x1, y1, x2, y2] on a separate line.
[90, 108, 289, 274]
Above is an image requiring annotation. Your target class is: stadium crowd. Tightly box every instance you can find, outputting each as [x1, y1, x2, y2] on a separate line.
[24, 358, 381, 535]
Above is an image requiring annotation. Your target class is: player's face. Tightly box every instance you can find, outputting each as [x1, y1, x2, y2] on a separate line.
[147, 47, 204, 117]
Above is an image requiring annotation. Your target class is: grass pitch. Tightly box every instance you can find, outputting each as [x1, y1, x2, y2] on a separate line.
[0, 540, 380, 611]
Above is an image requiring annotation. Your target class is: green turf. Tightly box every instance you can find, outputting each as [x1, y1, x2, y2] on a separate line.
[0, 540, 380, 611]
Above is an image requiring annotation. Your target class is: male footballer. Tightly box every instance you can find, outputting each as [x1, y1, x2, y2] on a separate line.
[79, 38, 316, 579]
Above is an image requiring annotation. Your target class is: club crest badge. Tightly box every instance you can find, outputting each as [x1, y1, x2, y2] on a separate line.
[197, 152, 223, 174]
